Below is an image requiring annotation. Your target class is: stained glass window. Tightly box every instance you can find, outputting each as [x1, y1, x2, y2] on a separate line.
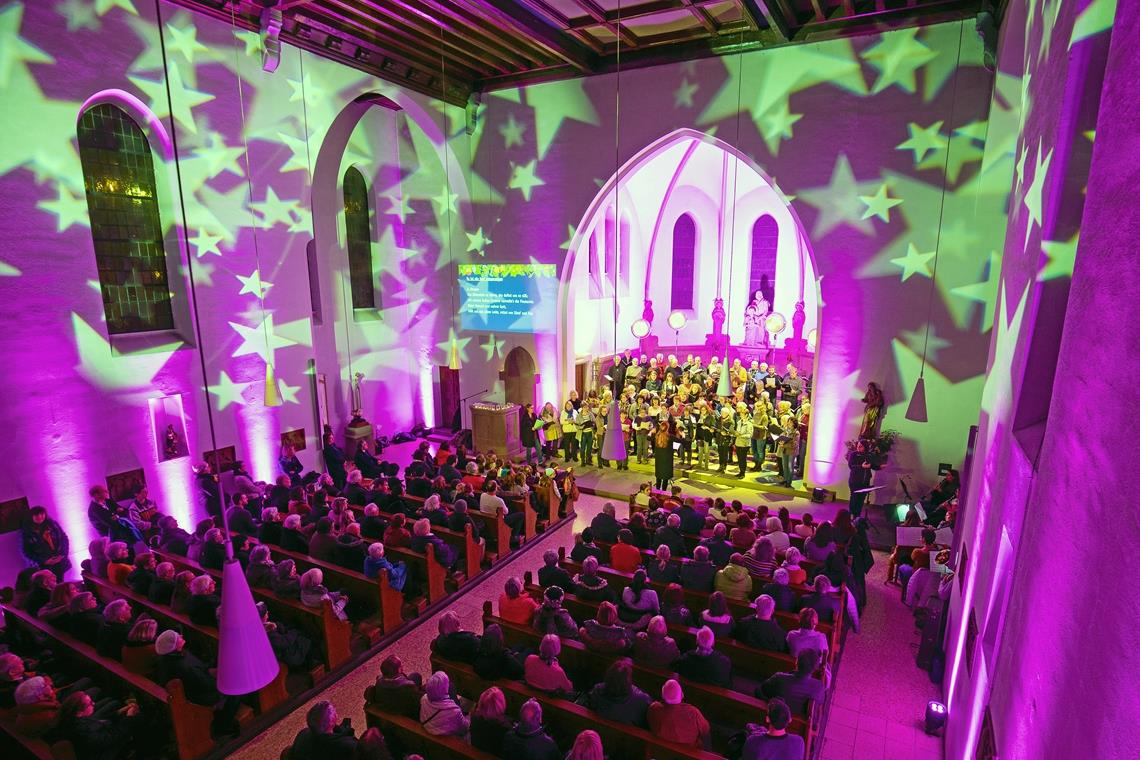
[670, 213, 696, 311]
[342, 166, 376, 312]
[77, 104, 174, 335]
[750, 215, 779, 305]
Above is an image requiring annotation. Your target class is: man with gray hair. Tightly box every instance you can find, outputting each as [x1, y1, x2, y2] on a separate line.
[288, 699, 358, 756]
[653, 512, 686, 557]
[537, 549, 574, 592]
[502, 698, 560, 760]
[698, 521, 734, 567]
[589, 501, 621, 543]
[735, 593, 788, 652]
[95, 598, 134, 660]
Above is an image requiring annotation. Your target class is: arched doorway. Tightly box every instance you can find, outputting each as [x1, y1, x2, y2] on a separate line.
[503, 347, 537, 407]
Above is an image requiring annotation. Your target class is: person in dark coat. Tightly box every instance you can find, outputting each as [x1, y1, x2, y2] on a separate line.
[258, 603, 314, 669]
[674, 498, 706, 535]
[652, 513, 686, 558]
[679, 546, 717, 592]
[342, 471, 370, 508]
[54, 691, 139, 759]
[289, 700, 358, 758]
[501, 699, 560, 760]
[573, 556, 616, 603]
[673, 626, 732, 688]
[194, 464, 222, 524]
[187, 576, 221, 627]
[359, 504, 388, 539]
[20, 506, 71, 581]
[569, 528, 604, 563]
[368, 655, 423, 719]
[761, 569, 798, 612]
[799, 575, 842, 624]
[472, 624, 524, 681]
[279, 445, 304, 486]
[333, 525, 368, 570]
[308, 518, 338, 562]
[536, 550, 575, 592]
[698, 522, 734, 567]
[354, 440, 383, 480]
[519, 403, 540, 463]
[154, 630, 240, 736]
[322, 433, 348, 490]
[148, 562, 177, 605]
[652, 425, 675, 490]
[589, 503, 622, 543]
[430, 611, 481, 663]
[125, 552, 157, 596]
[95, 599, 133, 660]
[157, 516, 192, 556]
[226, 494, 258, 537]
[735, 594, 788, 652]
[758, 650, 825, 715]
[583, 657, 652, 727]
[67, 593, 104, 643]
[87, 485, 118, 537]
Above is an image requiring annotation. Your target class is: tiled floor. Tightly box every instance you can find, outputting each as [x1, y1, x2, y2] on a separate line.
[232, 447, 945, 759]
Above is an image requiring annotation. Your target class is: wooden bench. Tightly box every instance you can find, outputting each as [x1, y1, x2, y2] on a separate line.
[401, 493, 514, 561]
[363, 705, 497, 759]
[433, 654, 722, 760]
[81, 571, 289, 713]
[246, 537, 405, 636]
[0, 709, 75, 760]
[2, 604, 214, 760]
[482, 605, 814, 751]
[151, 549, 353, 671]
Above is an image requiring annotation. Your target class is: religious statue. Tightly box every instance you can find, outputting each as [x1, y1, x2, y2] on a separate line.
[860, 382, 885, 438]
[163, 424, 181, 460]
[743, 291, 770, 347]
[351, 372, 365, 421]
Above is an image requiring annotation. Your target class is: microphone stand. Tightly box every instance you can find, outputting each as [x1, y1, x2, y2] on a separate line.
[459, 388, 490, 432]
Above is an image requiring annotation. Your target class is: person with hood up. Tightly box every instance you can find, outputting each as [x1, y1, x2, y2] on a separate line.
[419, 671, 468, 737]
[714, 552, 754, 600]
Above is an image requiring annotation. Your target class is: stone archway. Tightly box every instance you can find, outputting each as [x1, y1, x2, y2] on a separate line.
[503, 346, 537, 407]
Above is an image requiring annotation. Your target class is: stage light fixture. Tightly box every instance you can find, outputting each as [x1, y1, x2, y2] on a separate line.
[765, 312, 787, 336]
[807, 328, 818, 350]
[924, 700, 948, 735]
[631, 318, 651, 339]
[667, 311, 687, 331]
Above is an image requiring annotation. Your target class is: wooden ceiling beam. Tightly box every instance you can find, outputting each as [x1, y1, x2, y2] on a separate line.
[471, 0, 599, 72]
[746, 0, 793, 39]
[565, 0, 640, 47]
[400, 0, 551, 68]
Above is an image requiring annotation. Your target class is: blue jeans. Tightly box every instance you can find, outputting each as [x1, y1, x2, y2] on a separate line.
[524, 442, 539, 462]
[751, 438, 766, 470]
[781, 452, 794, 485]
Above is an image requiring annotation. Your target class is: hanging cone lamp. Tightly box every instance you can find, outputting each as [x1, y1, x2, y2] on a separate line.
[447, 337, 462, 370]
[905, 377, 928, 422]
[716, 353, 732, 397]
[217, 559, 279, 695]
[263, 363, 282, 407]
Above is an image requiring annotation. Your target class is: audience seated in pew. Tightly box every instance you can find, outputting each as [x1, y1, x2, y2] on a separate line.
[533, 586, 579, 640]
[581, 657, 651, 727]
[154, 629, 241, 737]
[470, 685, 512, 753]
[289, 700, 358, 758]
[673, 625, 732, 688]
[369, 654, 424, 719]
[95, 599, 134, 660]
[245, 545, 275, 588]
[617, 570, 659, 630]
[680, 545, 717, 591]
[55, 689, 140, 758]
[647, 678, 710, 749]
[610, 529, 643, 573]
[524, 634, 574, 694]
[258, 602, 316, 670]
[661, 583, 693, 626]
[420, 671, 468, 737]
[589, 503, 621, 544]
[187, 574, 221, 626]
[580, 601, 632, 654]
[498, 576, 540, 625]
[697, 591, 735, 638]
[432, 610, 482, 663]
[36, 580, 76, 625]
[362, 542, 407, 590]
[715, 553, 754, 600]
[761, 568, 797, 612]
[740, 536, 778, 578]
[126, 552, 157, 596]
[632, 615, 681, 669]
[736, 594, 788, 653]
[501, 698, 561, 760]
[573, 556, 616, 604]
[646, 544, 679, 584]
[537, 550, 575, 592]
[786, 609, 829, 661]
[698, 522, 734, 567]
[473, 623, 524, 681]
[758, 650, 825, 716]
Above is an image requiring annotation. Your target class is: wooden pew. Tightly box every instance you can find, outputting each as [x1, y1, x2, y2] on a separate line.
[557, 554, 836, 639]
[363, 706, 497, 760]
[356, 504, 474, 598]
[521, 582, 799, 683]
[248, 538, 404, 636]
[81, 571, 289, 713]
[401, 494, 513, 562]
[482, 605, 813, 746]
[2, 605, 213, 760]
[433, 655, 722, 760]
[151, 549, 352, 671]
[0, 710, 75, 760]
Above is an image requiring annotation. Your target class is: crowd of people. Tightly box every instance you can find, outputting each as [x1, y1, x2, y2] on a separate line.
[518, 352, 812, 488]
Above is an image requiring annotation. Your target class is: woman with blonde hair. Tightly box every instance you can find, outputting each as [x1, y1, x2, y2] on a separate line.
[566, 729, 605, 760]
[299, 567, 349, 620]
[782, 547, 808, 586]
[469, 686, 511, 753]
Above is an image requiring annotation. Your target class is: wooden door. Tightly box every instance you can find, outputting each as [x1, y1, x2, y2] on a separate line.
[438, 366, 461, 430]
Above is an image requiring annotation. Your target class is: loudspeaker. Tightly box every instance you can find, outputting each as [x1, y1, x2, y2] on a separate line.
[811, 487, 829, 503]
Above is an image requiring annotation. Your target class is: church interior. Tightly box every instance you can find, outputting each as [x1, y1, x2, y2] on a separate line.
[0, 0, 1137, 759]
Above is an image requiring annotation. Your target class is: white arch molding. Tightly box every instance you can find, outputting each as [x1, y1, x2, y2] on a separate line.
[557, 128, 835, 487]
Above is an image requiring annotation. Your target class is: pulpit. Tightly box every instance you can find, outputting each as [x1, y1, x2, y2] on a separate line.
[471, 402, 522, 457]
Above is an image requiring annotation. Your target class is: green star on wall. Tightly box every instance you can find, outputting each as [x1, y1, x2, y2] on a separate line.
[1070, 0, 1117, 49]
[181, 259, 214, 287]
[897, 121, 948, 164]
[386, 195, 414, 223]
[1022, 143, 1053, 233]
[229, 314, 298, 364]
[57, 0, 100, 32]
[890, 243, 936, 282]
[209, 371, 250, 411]
[465, 227, 492, 255]
[189, 230, 223, 258]
[560, 224, 577, 251]
[276, 131, 311, 175]
[508, 159, 545, 201]
[759, 102, 802, 156]
[951, 250, 1002, 331]
[498, 113, 526, 149]
[859, 184, 903, 223]
[37, 184, 90, 232]
[432, 188, 459, 216]
[72, 312, 180, 391]
[165, 21, 208, 65]
[249, 187, 299, 229]
[236, 29, 261, 57]
[129, 61, 213, 134]
[1039, 233, 1078, 281]
[236, 270, 272, 298]
[797, 154, 878, 237]
[289, 205, 312, 235]
[674, 79, 698, 108]
[436, 329, 472, 364]
[194, 132, 245, 178]
[277, 378, 301, 404]
[980, 283, 1028, 422]
[0, 260, 21, 277]
[861, 28, 938, 94]
[899, 325, 951, 364]
[526, 79, 600, 159]
[95, 0, 138, 16]
[481, 334, 505, 361]
[0, 5, 53, 88]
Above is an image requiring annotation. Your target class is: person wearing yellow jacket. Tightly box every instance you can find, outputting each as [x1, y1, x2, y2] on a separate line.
[559, 401, 578, 463]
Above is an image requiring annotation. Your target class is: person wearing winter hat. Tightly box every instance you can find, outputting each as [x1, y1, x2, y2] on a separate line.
[532, 585, 579, 640]
[646, 679, 710, 748]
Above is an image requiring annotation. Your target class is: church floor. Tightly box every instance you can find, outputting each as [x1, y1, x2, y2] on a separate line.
[232, 453, 943, 759]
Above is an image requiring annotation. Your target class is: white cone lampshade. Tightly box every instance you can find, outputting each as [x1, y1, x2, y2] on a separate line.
[217, 559, 279, 695]
[715, 352, 732, 397]
[599, 405, 628, 461]
[905, 377, 928, 423]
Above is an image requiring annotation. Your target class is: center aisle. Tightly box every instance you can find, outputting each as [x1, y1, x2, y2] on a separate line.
[230, 494, 606, 759]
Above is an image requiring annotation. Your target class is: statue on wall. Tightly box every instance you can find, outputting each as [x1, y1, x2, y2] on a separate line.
[743, 290, 770, 347]
[351, 372, 365, 421]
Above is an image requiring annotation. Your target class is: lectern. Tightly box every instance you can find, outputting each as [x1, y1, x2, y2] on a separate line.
[471, 402, 522, 458]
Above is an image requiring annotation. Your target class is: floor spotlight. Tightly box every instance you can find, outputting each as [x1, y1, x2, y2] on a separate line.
[924, 700, 948, 735]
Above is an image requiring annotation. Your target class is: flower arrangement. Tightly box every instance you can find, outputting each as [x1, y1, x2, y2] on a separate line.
[845, 428, 900, 458]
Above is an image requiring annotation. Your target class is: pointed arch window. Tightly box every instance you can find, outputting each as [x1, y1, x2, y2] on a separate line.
[78, 104, 173, 335]
[749, 215, 779, 304]
[670, 213, 696, 311]
[342, 166, 377, 313]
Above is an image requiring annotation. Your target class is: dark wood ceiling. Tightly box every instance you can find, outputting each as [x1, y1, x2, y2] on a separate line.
[173, 0, 991, 105]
